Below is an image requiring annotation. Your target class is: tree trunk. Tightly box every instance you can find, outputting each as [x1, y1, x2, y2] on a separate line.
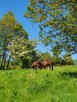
[7, 56, 11, 69]
[0, 58, 3, 70]
[1, 50, 6, 70]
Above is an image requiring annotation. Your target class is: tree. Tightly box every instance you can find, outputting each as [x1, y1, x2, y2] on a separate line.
[41, 52, 52, 60]
[73, 60, 77, 65]
[62, 52, 74, 65]
[8, 37, 37, 68]
[35, 51, 52, 61]
[24, 0, 77, 54]
[0, 11, 28, 69]
[52, 45, 61, 65]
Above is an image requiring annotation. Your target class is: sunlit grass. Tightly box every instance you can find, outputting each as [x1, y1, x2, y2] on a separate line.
[0, 65, 77, 102]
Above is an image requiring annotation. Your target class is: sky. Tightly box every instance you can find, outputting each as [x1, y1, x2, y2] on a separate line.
[0, 0, 77, 59]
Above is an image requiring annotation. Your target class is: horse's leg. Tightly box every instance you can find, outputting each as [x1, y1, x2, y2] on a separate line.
[44, 65, 47, 69]
[35, 67, 36, 70]
[51, 64, 53, 70]
[40, 64, 43, 69]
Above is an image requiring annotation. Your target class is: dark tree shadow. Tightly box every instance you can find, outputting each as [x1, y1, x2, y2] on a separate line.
[61, 72, 77, 78]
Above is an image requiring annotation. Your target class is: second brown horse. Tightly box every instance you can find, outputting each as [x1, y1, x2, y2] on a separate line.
[41, 60, 53, 70]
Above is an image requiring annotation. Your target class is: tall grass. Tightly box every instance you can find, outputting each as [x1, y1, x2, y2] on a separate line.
[0, 65, 77, 102]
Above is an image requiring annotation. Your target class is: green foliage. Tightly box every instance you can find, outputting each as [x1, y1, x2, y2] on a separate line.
[8, 37, 37, 68]
[62, 52, 74, 65]
[51, 45, 62, 65]
[73, 60, 77, 65]
[52, 55, 60, 65]
[25, 0, 77, 54]
[0, 11, 28, 69]
[0, 66, 77, 102]
[36, 52, 52, 61]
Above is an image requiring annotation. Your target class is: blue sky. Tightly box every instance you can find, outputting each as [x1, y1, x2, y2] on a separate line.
[0, 0, 77, 59]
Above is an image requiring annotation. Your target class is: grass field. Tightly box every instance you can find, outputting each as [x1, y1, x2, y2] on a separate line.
[0, 65, 77, 102]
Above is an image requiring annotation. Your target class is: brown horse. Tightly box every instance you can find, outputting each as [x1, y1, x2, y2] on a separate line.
[31, 60, 53, 70]
[41, 60, 53, 70]
[31, 61, 41, 69]
[47, 60, 53, 70]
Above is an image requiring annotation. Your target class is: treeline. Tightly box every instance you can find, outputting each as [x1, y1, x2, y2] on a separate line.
[0, 11, 75, 70]
[32, 51, 74, 66]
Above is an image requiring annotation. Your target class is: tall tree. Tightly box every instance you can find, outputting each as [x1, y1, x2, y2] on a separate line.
[62, 52, 74, 65]
[0, 11, 28, 69]
[36, 51, 52, 61]
[24, 0, 77, 54]
[8, 37, 37, 68]
[52, 45, 62, 65]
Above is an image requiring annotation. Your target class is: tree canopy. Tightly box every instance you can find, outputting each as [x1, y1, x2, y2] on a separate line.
[25, 0, 77, 54]
[36, 51, 52, 61]
[8, 37, 37, 68]
[0, 11, 34, 69]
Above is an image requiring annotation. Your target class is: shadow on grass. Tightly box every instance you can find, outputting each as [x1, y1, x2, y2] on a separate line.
[61, 72, 77, 78]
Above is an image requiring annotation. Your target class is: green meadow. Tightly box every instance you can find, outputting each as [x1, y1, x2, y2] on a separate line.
[0, 66, 77, 102]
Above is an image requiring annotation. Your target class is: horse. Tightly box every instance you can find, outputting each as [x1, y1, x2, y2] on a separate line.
[31, 60, 53, 70]
[31, 61, 41, 69]
[47, 60, 53, 70]
[41, 60, 53, 70]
